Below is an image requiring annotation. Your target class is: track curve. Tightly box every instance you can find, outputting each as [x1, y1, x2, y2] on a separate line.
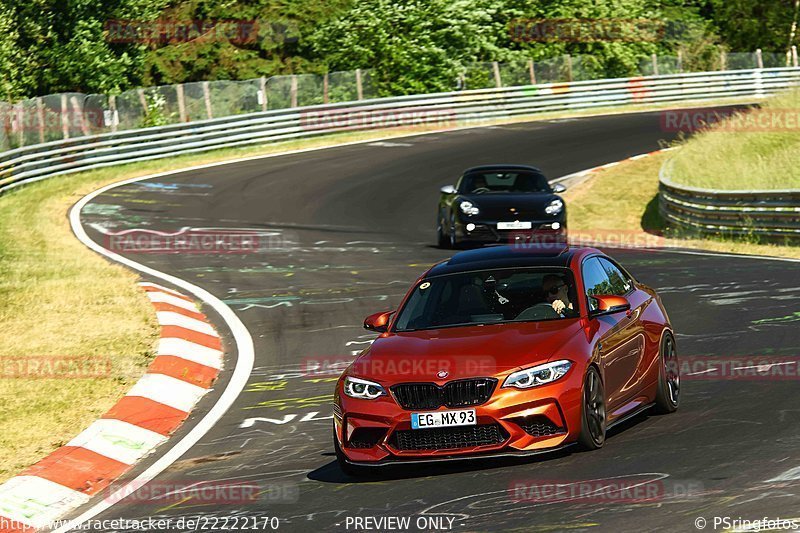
[71, 109, 800, 533]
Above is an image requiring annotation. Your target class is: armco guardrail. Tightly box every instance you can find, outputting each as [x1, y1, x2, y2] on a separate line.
[3, 67, 800, 195]
[659, 158, 800, 239]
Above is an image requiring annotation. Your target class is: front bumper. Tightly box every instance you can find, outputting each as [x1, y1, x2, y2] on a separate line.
[454, 215, 567, 245]
[334, 369, 583, 465]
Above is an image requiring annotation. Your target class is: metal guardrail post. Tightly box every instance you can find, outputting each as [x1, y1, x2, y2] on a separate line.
[658, 156, 800, 240]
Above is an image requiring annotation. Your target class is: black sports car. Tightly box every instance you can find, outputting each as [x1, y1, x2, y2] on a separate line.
[437, 165, 567, 248]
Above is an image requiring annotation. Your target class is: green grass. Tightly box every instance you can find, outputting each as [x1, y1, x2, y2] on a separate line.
[669, 89, 800, 190]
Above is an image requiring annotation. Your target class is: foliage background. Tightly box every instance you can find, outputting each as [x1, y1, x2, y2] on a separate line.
[0, 0, 798, 101]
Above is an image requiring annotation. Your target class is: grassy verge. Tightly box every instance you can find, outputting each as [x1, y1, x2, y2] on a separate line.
[564, 152, 800, 259]
[0, 93, 774, 483]
[670, 89, 800, 190]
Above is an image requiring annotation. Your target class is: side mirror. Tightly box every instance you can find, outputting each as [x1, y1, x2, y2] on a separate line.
[440, 185, 456, 194]
[590, 295, 630, 316]
[364, 311, 394, 333]
[552, 183, 567, 193]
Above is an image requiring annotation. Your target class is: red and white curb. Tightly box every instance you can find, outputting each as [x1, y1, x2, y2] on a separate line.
[551, 146, 677, 185]
[0, 282, 222, 533]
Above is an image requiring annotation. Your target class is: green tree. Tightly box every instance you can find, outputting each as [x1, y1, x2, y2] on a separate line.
[0, 0, 168, 101]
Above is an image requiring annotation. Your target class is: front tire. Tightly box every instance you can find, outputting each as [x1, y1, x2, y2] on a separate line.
[449, 214, 459, 249]
[578, 366, 606, 450]
[654, 332, 680, 414]
[437, 212, 450, 248]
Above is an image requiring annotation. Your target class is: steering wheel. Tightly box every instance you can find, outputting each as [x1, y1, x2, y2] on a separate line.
[516, 302, 560, 321]
[472, 187, 491, 194]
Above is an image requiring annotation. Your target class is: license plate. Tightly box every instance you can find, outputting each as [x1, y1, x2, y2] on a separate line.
[497, 221, 532, 230]
[411, 409, 476, 429]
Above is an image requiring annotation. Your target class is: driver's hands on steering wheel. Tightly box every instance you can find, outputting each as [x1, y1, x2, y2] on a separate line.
[472, 187, 490, 193]
[551, 299, 567, 314]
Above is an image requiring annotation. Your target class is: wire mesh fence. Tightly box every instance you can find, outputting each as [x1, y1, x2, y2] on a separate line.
[1, 49, 797, 150]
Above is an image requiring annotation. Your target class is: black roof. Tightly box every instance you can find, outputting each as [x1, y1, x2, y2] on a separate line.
[426, 244, 587, 277]
[463, 164, 544, 174]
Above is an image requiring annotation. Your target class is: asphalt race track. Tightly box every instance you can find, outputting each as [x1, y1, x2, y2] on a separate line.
[72, 109, 800, 532]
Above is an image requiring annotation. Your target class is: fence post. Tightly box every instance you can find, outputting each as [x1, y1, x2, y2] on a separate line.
[492, 61, 502, 87]
[176, 84, 187, 122]
[528, 59, 536, 84]
[259, 76, 267, 112]
[756, 48, 764, 69]
[793, 46, 799, 67]
[70, 96, 89, 137]
[677, 50, 683, 73]
[720, 49, 727, 71]
[36, 97, 45, 143]
[323, 73, 329, 104]
[651, 53, 659, 76]
[290, 75, 298, 108]
[109, 95, 118, 133]
[566, 55, 573, 82]
[137, 89, 148, 115]
[61, 94, 69, 139]
[14, 102, 23, 147]
[203, 81, 213, 120]
[356, 68, 364, 100]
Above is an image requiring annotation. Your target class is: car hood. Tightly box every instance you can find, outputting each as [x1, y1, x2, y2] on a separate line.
[459, 193, 561, 219]
[351, 320, 582, 383]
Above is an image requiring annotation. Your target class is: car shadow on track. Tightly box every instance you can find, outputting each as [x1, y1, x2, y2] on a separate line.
[308, 412, 656, 484]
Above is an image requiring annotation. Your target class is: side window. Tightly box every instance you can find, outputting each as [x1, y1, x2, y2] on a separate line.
[581, 258, 611, 312]
[598, 258, 632, 296]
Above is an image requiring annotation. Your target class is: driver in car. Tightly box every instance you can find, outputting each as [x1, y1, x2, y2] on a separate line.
[542, 274, 577, 318]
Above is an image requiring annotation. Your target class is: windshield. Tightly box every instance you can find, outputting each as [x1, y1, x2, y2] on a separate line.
[458, 170, 551, 194]
[394, 267, 579, 332]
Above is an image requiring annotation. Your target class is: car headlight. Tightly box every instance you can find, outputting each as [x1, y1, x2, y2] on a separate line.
[343, 376, 386, 400]
[545, 199, 563, 215]
[459, 200, 480, 216]
[503, 360, 572, 389]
